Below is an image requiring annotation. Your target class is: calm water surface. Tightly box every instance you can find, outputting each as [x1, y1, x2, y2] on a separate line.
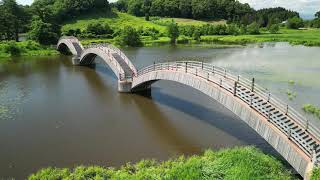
[0, 43, 319, 179]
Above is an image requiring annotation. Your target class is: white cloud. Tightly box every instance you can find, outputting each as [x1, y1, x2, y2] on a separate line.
[239, 0, 320, 18]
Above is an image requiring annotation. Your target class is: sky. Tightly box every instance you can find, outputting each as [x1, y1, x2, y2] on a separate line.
[17, 0, 320, 19]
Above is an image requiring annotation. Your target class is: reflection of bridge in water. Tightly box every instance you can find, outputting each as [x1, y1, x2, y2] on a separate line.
[57, 36, 320, 179]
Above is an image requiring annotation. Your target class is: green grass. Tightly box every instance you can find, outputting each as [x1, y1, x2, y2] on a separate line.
[0, 41, 58, 59]
[153, 17, 226, 26]
[201, 28, 320, 46]
[62, 11, 168, 34]
[28, 147, 295, 180]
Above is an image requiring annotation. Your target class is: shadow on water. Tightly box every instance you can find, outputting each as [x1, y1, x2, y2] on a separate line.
[138, 83, 282, 158]
[131, 92, 202, 155]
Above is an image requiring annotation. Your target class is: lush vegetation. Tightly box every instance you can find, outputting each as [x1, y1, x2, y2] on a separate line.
[113, 0, 299, 27]
[303, 104, 320, 120]
[28, 147, 295, 180]
[0, 40, 58, 58]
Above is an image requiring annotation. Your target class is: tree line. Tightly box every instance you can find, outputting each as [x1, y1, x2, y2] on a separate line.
[113, 0, 300, 27]
[0, 0, 111, 44]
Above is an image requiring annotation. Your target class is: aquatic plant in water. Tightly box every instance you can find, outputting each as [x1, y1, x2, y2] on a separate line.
[303, 104, 320, 120]
[286, 89, 297, 101]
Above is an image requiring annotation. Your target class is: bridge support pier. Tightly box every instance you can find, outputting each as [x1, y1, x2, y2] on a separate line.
[118, 81, 132, 93]
[72, 57, 80, 65]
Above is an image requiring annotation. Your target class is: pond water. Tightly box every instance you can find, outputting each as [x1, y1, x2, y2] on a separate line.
[0, 42, 319, 179]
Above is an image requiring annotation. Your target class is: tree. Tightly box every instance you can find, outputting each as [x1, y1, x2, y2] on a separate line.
[167, 21, 179, 44]
[193, 28, 201, 41]
[28, 17, 60, 45]
[0, 0, 28, 41]
[179, 0, 192, 18]
[143, 0, 151, 21]
[315, 11, 320, 18]
[247, 22, 260, 35]
[128, 0, 144, 16]
[163, 0, 180, 17]
[114, 0, 128, 12]
[116, 26, 142, 47]
[150, 0, 164, 16]
[287, 16, 304, 29]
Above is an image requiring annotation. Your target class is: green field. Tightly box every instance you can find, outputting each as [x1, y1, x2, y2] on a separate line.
[28, 147, 296, 180]
[201, 28, 320, 46]
[62, 12, 167, 34]
[152, 17, 226, 26]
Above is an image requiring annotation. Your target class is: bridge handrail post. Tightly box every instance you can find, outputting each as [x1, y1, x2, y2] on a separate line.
[251, 78, 255, 92]
[285, 105, 289, 115]
[212, 66, 215, 74]
[153, 62, 156, 71]
[185, 62, 188, 73]
[234, 81, 238, 96]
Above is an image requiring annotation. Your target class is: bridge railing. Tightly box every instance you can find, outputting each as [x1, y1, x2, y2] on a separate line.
[136, 61, 320, 162]
[81, 44, 127, 81]
[84, 43, 137, 76]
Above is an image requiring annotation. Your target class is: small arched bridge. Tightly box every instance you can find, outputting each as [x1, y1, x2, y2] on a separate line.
[57, 36, 320, 179]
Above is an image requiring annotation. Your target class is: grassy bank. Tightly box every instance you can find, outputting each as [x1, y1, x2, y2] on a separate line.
[28, 147, 295, 180]
[0, 41, 58, 59]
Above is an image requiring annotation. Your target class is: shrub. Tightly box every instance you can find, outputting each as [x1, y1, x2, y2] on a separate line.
[116, 26, 142, 47]
[214, 24, 228, 35]
[227, 24, 240, 35]
[179, 25, 195, 37]
[193, 28, 201, 41]
[287, 16, 304, 29]
[4, 41, 23, 56]
[63, 28, 82, 37]
[86, 22, 113, 36]
[269, 24, 280, 34]
[247, 22, 260, 35]
[311, 18, 320, 28]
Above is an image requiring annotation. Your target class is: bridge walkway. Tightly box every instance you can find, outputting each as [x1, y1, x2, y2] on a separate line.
[112, 53, 134, 78]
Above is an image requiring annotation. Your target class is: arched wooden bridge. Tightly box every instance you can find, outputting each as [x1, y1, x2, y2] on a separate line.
[57, 36, 320, 179]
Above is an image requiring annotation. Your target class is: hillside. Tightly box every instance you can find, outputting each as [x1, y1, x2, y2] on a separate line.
[62, 11, 168, 34]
